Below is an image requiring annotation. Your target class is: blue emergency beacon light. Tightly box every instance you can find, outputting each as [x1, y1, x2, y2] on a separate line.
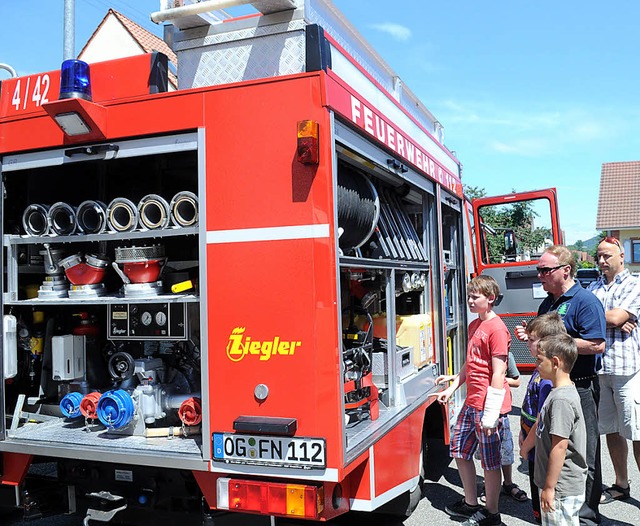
[59, 59, 92, 101]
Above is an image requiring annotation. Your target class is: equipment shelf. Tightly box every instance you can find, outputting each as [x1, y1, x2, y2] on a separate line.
[4, 226, 199, 246]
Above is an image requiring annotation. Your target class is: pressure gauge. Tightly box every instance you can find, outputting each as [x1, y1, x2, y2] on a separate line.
[155, 311, 167, 327]
[141, 312, 152, 326]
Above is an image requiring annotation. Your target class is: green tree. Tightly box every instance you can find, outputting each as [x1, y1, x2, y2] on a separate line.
[577, 260, 596, 269]
[590, 231, 607, 260]
[464, 185, 486, 200]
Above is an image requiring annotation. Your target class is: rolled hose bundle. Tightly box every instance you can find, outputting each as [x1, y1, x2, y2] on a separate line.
[76, 200, 107, 234]
[22, 203, 50, 236]
[138, 194, 171, 230]
[170, 191, 199, 227]
[48, 202, 78, 236]
[106, 197, 139, 233]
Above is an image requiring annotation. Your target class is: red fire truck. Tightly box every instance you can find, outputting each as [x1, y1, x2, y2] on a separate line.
[0, 1, 561, 523]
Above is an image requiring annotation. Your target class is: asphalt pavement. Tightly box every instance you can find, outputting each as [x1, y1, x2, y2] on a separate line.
[6, 374, 640, 525]
[402, 373, 640, 526]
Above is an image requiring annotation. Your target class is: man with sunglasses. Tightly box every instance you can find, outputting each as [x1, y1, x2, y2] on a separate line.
[588, 236, 640, 506]
[515, 245, 605, 526]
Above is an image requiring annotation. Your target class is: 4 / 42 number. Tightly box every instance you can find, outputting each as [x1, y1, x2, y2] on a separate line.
[12, 74, 51, 111]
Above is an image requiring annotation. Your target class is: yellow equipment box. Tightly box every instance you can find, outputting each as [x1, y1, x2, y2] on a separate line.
[396, 314, 432, 369]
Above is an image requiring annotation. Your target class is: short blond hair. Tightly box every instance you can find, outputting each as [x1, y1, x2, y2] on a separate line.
[467, 275, 500, 300]
[526, 312, 567, 339]
[544, 245, 576, 278]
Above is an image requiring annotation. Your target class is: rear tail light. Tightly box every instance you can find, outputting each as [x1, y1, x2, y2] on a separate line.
[217, 477, 323, 519]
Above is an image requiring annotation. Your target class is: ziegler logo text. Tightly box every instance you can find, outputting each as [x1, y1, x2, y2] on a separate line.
[226, 327, 302, 362]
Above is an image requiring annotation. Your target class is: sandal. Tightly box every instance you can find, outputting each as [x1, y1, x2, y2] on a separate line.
[601, 483, 630, 504]
[502, 482, 528, 502]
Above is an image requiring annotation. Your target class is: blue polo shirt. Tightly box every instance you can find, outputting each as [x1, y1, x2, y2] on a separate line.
[538, 282, 605, 379]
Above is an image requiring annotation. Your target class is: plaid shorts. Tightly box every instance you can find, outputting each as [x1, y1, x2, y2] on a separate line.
[539, 492, 583, 526]
[473, 414, 514, 465]
[450, 404, 502, 471]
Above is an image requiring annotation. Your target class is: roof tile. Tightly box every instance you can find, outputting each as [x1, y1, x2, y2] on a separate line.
[596, 161, 640, 229]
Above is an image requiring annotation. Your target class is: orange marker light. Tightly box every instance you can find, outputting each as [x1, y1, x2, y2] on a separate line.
[297, 120, 319, 164]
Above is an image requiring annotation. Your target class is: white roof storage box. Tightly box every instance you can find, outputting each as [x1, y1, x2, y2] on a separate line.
[154, 0, 305, 89]
[152, 0, 445, 147]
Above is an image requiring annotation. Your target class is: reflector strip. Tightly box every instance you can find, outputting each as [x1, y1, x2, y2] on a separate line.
[206, 224, 330, 244]
[216, 477, 230, 509]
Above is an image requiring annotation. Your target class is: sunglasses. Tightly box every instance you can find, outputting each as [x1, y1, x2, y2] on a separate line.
[536, 265, 566, 275]
[602, 236, 621, 249]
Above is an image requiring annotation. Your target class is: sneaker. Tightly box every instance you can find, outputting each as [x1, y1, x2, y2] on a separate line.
[461, 508, 501, 526]
[444, 497, 482, 520]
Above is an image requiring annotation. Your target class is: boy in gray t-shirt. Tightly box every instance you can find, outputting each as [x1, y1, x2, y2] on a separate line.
[532, 334, 587, 525]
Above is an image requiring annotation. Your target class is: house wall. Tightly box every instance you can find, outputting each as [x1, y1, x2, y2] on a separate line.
[79, 16, 144, 63]
[608, 229, 640, 275]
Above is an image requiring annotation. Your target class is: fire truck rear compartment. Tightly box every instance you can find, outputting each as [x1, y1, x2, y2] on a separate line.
[1, 135, 205, 468]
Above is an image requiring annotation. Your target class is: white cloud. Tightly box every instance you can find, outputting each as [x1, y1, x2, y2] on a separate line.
[490, 138, 551, 157]
[369, 23, 412, 42]
[437, 99, 611, 157]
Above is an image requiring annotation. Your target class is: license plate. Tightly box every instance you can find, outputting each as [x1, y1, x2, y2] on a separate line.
[212, 433, 326, 469]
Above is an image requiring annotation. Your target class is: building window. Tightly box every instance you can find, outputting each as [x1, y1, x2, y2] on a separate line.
[632, 239, 640, 263]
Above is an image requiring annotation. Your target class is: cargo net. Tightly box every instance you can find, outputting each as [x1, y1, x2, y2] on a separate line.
[500, 314, 536, 366]
[336, 165, 427, 261]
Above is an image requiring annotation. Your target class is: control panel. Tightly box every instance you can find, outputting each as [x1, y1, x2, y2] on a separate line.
[108, 303, 187, 340]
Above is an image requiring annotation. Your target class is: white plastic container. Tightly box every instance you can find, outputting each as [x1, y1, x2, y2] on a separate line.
[52, 335, 86, 381]
[3, 315, 18, 379]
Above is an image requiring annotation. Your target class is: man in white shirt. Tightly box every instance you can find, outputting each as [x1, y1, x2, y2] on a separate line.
[588, 236, 640, 504]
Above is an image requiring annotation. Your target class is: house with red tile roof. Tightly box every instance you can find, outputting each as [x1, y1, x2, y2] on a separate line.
[596, 161, 640, 273]
[78, 9, 177, 90]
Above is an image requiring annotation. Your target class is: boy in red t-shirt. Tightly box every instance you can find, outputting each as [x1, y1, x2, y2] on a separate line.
[435, 275, 511, 526]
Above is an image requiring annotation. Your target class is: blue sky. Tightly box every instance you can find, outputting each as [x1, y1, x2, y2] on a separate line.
[2, 1, 639, 244]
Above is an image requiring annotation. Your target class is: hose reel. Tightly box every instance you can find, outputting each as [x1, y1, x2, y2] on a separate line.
[337, 166, 380, 251]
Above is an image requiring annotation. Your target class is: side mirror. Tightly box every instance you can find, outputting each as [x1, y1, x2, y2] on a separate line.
[504, 229, 517, 261]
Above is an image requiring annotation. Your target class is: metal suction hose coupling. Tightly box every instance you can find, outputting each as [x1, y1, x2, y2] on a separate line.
[48, 202, 78, 236]
[22, 203, 50, 236]
[170, 191, 199, 227]
[138, 194, 171, 230]
[76, 200, 107, 234]
[42, 243, 62, 274]
[106, 197, 139, 233]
